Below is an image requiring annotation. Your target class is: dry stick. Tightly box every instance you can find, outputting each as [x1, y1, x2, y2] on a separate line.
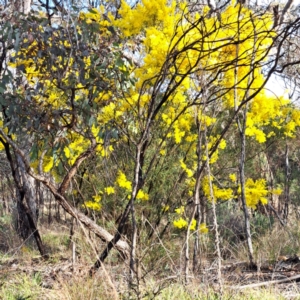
[231, 273, 300, 290]
[204, 126, 223, 296]
[268, 203, 285, 227]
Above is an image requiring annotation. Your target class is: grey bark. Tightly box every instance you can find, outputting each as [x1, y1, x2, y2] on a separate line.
[283, 143, 290, 224]
[237, 111, 255, 267]
[204, 125, 223, 294]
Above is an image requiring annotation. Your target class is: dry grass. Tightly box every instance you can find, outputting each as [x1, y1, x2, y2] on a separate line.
[229, 220, 300, 265]
[1, 214, 300, 299]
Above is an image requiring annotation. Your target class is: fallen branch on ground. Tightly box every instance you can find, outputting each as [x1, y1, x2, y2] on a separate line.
[231, 273, 300, 290]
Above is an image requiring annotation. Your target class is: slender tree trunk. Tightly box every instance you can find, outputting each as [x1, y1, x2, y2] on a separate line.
[192, 199, 201, 273]
[190, 109, 203, 276]
[233, 19, 256, 266]
[15, 152, 46, 256]
[205, 126, 223, 295]
[185, 109, 203, 282]
[0, 136, 44, 255]
[237, 111, 255, 267]
[16, 189, 31, 240]
[283, 142, 290, 224]
[48, 193, 52, 225]
[16, 154, 38, 224]
[19, 190, 46, 256]
[130, 203, 139, 295]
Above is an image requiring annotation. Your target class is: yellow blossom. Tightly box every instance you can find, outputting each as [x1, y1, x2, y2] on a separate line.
[84, 200, 101, 211]
[199, 223, 209, 234]
[175, 206, 185, 215]
[202, 176, 233, 201]
[116, 171, 132, 191]
[173, 217, 187, 229]
[43, 156, 54, 172]
[136, 190, 149, 201]
[93, 194, 101, 202]
[229, 174, 237, 182]
[190, 219, 197, 231]
[104, 186, 115, 195]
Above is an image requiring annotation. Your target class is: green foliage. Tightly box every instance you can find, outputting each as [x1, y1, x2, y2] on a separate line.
[144, 283, 286, 300]
[251, 212, 274, 238]
[0, 273, 42, 300]
[42, 231, 70, 254]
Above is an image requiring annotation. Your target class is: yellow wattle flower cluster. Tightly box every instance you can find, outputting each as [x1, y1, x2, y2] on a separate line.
[173, 206, 208, 233]
[115, 171, 149, 200]
[112, 0, 297, 149]
[238, 178, 269, 209]
[116, 171, 132, 191]
[202, 176, 234, 202]
[104, 186, 115, 195]
[84, 194, 102, 211]
[136, 190, 149, 201]
[202, 174, 282, 209]
[79, 5, 112, 34]
[43, 156, 54, 173]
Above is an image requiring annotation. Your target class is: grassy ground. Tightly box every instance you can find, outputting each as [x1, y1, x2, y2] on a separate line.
[0, 268, 296, 300]
[1, 215, 300, 299]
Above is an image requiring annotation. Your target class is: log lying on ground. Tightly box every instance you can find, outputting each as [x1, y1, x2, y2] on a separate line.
[231, 274, 300, 290]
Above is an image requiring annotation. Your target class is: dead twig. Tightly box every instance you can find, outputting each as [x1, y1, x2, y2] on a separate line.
[231, 273, 300, 290]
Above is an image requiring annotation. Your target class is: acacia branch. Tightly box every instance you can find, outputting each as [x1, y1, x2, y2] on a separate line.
[58, 136, 96, 195]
